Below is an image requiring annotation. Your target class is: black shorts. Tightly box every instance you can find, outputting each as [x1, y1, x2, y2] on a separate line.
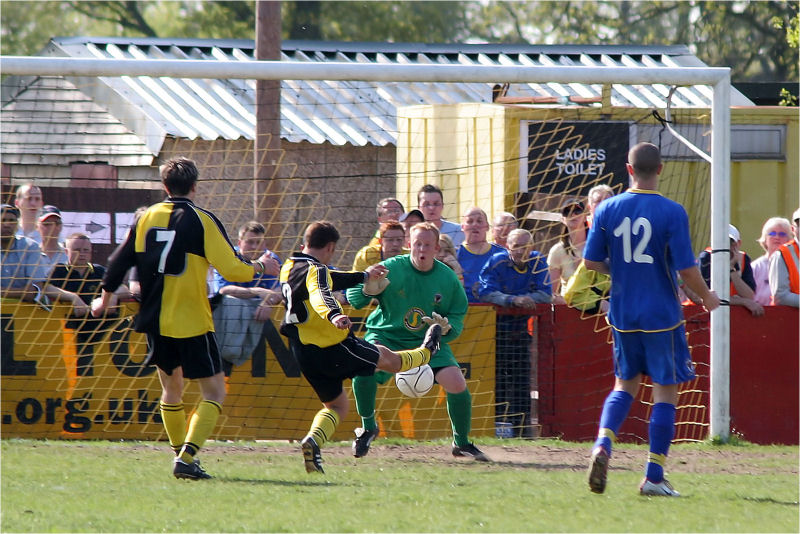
[146, 331, 223, 379]
[290, 333, 380, 403]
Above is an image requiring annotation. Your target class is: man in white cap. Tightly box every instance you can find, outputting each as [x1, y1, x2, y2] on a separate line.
[769, 208, 800, 307]
[691, 223, 762, 316]
[37, 205, 68, 268]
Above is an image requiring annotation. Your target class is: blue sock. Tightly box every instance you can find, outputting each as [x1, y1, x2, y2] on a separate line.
[646, 402, 676, 483]
[593, 390, 634, 456]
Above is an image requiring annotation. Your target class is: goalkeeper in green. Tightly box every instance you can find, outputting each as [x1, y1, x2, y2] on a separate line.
[346, 222, 489, 462]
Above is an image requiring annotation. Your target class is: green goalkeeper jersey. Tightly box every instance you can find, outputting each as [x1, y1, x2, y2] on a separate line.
[346, 254, 468, 366]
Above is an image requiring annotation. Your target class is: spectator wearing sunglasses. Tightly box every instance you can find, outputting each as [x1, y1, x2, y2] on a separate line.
[548, 198, 588, 305]
[752, 217, 793, 306]
[769, 209, 800, 308]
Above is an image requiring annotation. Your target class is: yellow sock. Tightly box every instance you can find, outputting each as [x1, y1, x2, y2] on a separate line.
[397, 348, 431, 372]
[159, 402, 186, 455]
[179, 400, 222, 463]
[647, 452, 667, 467]
[306, 408, 340, 448]
[598, 428, 617, 443]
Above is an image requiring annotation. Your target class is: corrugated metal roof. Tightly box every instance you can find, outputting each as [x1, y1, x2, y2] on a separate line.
[6, 37, 752, 151]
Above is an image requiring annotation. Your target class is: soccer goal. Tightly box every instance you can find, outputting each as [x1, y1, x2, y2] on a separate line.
[0, 52, 732, 443]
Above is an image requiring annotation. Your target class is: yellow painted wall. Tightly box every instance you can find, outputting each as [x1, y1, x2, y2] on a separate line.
[729, 108, 799, 256]
[397, 104, 798, 258]
[396, 104, 510, 220]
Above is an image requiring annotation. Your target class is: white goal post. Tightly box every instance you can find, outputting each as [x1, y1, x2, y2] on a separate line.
[0, 54, 733, 442]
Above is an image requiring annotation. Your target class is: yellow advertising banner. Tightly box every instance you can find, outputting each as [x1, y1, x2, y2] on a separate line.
[1, 300, 497, 441]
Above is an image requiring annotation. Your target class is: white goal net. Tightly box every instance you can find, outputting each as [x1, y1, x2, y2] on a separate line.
[0, 49, 732, 443]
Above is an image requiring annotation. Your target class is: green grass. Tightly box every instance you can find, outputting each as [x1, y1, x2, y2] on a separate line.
[1, 438, 797, 532]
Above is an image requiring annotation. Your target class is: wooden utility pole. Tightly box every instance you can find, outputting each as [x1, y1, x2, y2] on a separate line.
[255, 0, 282, 250]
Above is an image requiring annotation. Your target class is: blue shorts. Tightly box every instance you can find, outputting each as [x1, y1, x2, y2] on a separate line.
[611, 325, 695, 385]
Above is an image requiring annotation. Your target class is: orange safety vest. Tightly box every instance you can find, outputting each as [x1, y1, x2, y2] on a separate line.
[772, 241, 800, 304]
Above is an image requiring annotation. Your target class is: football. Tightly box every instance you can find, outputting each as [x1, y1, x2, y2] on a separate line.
[395, 364, 435, 398]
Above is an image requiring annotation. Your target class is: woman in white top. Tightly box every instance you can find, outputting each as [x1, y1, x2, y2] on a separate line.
[548, 198, 588, 305]
[751, 216, 793, 305]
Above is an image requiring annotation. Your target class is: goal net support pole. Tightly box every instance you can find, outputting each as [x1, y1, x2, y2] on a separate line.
[710, 78, 731, 443]
[0, 55, 733, 442]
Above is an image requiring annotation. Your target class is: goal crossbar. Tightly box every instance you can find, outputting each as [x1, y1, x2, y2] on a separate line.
[1, 56, 730, 85]
[0, 54, 733, 442]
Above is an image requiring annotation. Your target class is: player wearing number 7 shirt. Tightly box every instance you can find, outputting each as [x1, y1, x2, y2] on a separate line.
[93, 157, 275, 481]
[583, 142, 720, 497]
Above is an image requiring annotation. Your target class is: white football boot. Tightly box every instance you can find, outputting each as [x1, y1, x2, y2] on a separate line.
[639, 478, 681, 497]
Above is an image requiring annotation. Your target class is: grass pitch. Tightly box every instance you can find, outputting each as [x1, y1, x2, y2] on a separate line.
[1, 438, 797, 532]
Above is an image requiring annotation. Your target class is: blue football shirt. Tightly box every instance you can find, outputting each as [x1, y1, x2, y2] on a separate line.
[458, 242, 504, 303]
[583, 189, 696, 332]
[477, 249, 551, 303]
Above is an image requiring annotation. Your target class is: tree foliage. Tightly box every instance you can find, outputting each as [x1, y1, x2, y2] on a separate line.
[1, 0, 797, 82]
[689, 1, 797, 81]
[281, 1, 471, 42]
[0, 1, 117, 55]
[65, 1, 158, 37]
[469, 1, 798, 82]
[0, 0, 256, 54]
[158, 1, 255, 39]
[317, 1, 471, 43]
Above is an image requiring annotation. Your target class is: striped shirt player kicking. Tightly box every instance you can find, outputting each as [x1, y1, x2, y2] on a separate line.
[93, 157, 275, 480]
[583, 142, 720, 497]
[279, 221, 442, 474]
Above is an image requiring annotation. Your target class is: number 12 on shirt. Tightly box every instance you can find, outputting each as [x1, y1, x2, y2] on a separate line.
[613, 216, 654, 264]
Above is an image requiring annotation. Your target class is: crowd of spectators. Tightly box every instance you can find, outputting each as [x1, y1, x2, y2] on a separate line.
[3, 179, 798, 437]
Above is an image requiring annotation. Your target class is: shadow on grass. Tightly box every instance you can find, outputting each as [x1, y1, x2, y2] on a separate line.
[379, 455, 634, 472]
[741, 496, 800, 506]
[476, 459, 587, 470]
[218, 476, 345, 487]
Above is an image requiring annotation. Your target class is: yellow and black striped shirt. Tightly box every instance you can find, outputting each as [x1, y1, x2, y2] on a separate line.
[103, 198, 254, 338]
[279, 252, 366, 348]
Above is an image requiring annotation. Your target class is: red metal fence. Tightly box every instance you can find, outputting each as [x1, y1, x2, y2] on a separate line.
[537, 304, 799, 445]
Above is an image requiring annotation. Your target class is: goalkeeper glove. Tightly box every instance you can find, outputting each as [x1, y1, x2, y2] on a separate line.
[363, 275, 390, 296]
[422, 312, 451, 335]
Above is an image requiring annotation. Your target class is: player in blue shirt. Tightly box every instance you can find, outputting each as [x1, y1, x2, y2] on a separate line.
[583, 142, 720, 497]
